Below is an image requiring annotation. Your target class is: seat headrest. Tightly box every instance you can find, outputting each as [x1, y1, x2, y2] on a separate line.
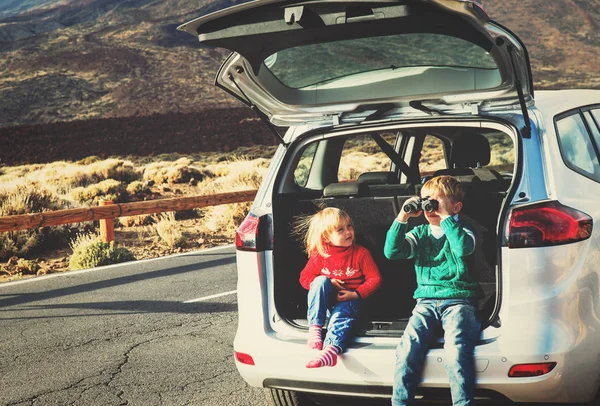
[451, 134, 491, 167]
[323, 182, 365, 197]
[357, 171, 398, 185]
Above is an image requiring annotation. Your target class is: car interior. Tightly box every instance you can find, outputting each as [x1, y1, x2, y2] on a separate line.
[272, 125, 514, 335]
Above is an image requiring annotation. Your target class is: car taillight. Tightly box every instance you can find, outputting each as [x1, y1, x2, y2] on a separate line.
[234, 351, 255, 366]
[508, 362, 556, 377]
[235, 213, 273, 252]
[508, 201, 592, 248]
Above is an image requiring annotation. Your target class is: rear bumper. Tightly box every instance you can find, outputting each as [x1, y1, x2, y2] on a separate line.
[234, 331, 596, 403]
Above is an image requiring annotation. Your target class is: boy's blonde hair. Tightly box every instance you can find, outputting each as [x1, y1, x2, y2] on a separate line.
[304, 207, 353, 258]
[421, 175, 465, 203]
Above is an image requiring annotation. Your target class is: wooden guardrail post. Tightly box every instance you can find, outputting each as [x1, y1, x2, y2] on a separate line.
[99, 200, 115, 243]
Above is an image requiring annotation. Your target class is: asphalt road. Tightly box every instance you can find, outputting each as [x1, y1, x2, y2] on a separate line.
[0, 245, 264, 406]
[0, 245, 586, 406]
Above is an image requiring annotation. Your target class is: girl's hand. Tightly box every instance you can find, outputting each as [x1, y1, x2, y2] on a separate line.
[331, 279, 345, 290]
[337, 290, 359, 302]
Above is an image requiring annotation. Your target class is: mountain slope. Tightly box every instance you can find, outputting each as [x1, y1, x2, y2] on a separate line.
[0, 0, 245, 127]
[0, 0, 598, 129]
[0, 0, 64, 19]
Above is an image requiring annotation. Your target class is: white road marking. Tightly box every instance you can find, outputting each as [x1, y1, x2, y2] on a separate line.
[184, 290, 237, 303]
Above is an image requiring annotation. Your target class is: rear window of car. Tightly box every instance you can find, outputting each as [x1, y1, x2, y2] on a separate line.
[264, 33, 500, 90]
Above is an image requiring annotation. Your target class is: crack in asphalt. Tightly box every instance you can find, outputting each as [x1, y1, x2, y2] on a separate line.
[106, 339, 158, 404]
[6, 370, 110, 406]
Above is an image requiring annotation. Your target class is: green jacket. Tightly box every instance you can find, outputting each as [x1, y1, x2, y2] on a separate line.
[384, 216, 482, 299]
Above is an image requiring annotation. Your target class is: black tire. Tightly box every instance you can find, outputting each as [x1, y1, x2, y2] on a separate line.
[265, 388, 317, 406]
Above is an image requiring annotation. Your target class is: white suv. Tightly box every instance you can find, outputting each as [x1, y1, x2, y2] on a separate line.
[180, 1, 600, 404]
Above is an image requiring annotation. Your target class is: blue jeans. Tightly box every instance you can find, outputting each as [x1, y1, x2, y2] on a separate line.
[307, 276, 360, 352]
[392, 298, 480, 406]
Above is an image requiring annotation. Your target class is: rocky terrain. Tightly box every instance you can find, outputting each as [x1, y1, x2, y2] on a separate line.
[0, 0, 598, 131]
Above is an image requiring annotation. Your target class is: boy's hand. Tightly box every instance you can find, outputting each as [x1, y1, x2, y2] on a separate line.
[337, 290, 359, 302]
[331, 279, 345, 290]
[397, 196, 421, 222]
[433, 195, 457, 220]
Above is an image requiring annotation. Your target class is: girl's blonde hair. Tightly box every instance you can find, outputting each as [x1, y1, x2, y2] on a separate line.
[302, 207, 353, 258]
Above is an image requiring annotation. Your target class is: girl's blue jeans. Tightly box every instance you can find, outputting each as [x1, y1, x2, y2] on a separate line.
[392, 298, 480, 406]
[306, 275, 360, 352]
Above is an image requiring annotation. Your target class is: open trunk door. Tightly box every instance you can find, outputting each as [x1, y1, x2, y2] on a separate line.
[179, 0, 534, 128]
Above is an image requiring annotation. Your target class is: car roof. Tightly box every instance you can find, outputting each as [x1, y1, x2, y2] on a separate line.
[534, 89, 600, 118]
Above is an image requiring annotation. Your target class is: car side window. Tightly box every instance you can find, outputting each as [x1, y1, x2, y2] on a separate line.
[585, 109, 600, 150]
[555, 112, 600, 182]
[294, 142, 318, 187]
[590, 109, 600, 128]
[337, 133, 394, 182]
[418, 135, 447, 177]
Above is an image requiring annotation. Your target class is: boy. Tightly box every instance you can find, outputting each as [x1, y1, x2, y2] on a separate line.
[384, 175, 482, 406]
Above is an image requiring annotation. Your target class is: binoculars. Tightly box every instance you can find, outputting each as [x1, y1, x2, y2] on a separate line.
[403, 197, 439, 213]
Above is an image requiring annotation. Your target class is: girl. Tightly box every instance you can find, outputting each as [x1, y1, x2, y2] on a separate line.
[298, 207, 381, 368]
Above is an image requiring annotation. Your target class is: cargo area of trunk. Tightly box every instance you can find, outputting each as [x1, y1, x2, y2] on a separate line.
[270, 123, 514, 337]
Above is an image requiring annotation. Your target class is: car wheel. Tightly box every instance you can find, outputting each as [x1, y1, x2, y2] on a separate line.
[265, 388, 317, 406]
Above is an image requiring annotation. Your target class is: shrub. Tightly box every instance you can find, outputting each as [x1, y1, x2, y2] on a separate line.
[17, 259, 40, 275]
[89, 158, 142, 183]
[0, 184, 68, 215]
[0, 231, 39, 259]
[0, 184, 80, 259]
[120, 214, 155, 227]
[142, 158, 212, 185]
[76, 156, 102, 165]
[153, 212, 185, 249]
[199, 202, 251, 238]
[69, 233, 136, 270]
[70, 179, 126, 204]
[125, 180, 149, 196]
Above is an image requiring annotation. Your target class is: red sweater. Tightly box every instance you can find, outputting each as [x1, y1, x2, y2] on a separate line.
[299, 244, 381, 299]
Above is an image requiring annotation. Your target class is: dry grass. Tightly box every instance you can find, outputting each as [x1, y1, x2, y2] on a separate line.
[0, 135, 513, 282]
[153, 212, 185, 249]
[0, 145, 277, 281]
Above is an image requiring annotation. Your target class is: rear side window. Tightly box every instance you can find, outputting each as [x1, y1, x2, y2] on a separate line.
[338, 134, 394, 181]
[294, 143, 318, 187]
[590, 109, 600, 128]
[419, 135, 447, 176]
[585, 109, 600, 149]
[555, 113, 600, 182]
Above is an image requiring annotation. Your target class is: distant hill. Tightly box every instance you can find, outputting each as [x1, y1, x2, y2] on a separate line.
[0, 0, 63, 19]
[0, 0, 247, 128]
[0, 0, 598, 146]
[483, 0, 599, 91]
